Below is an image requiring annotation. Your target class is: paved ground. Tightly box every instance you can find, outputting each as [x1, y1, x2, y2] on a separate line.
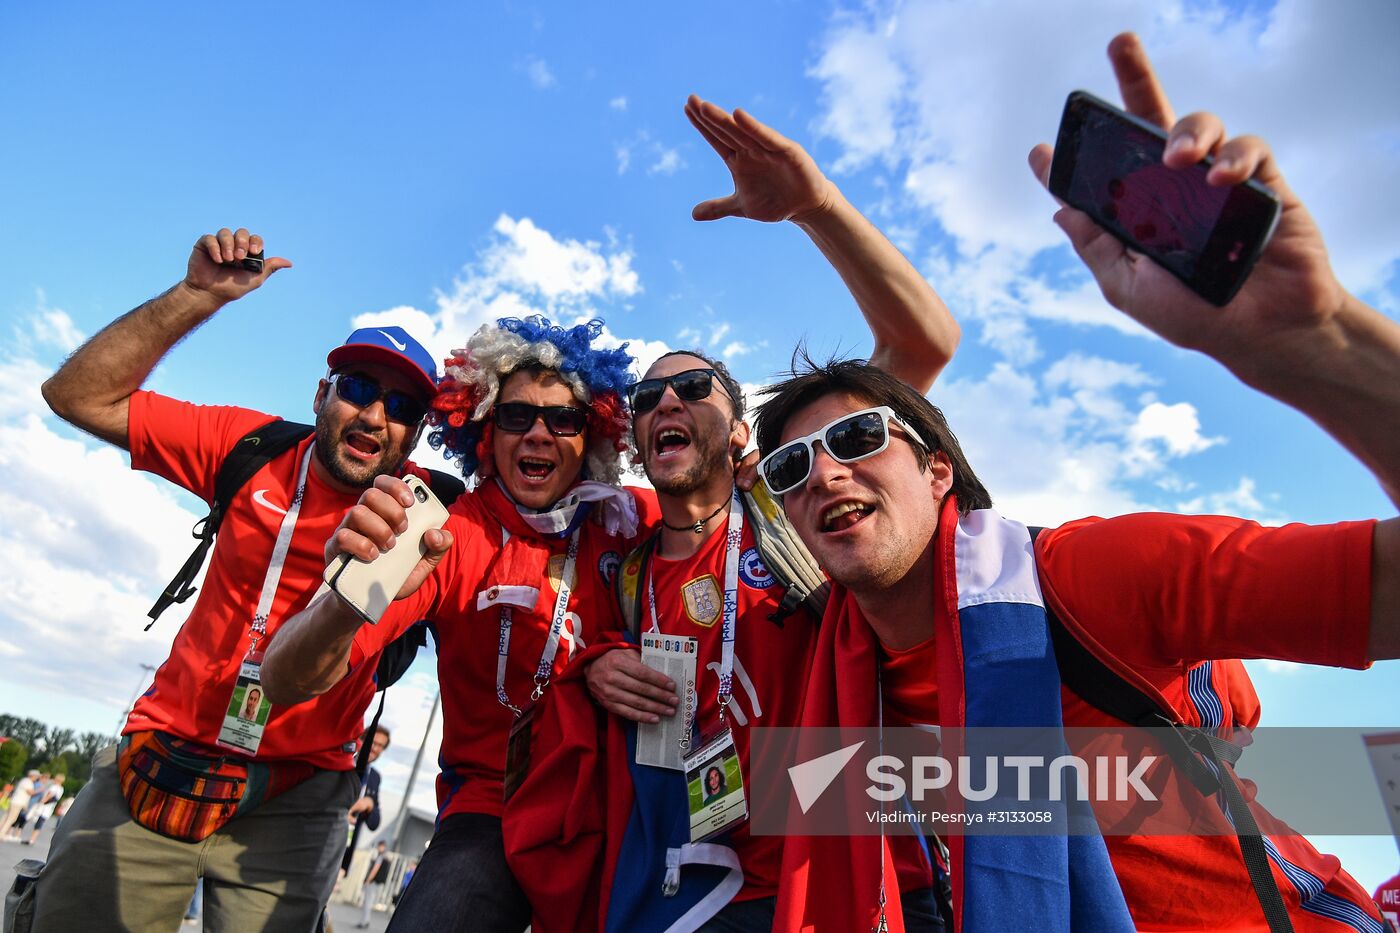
[1, 823, 391, 932]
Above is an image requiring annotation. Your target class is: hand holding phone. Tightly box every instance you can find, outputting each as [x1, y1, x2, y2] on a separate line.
[1048, 91, 1281, 306]
[325, 476, 451, 624]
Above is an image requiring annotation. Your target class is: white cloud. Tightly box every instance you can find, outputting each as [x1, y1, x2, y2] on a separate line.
[928, 354, 1231, 526]
[0, 327, 202, 710]
[648, 147, 684, 176]
[615, 130, 687, 179]
[609, 96, 628, 111]
[523, 55, 556, 89]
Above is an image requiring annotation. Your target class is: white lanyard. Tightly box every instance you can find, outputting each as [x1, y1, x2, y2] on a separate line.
[646, 489, 744, 722]
[246, 444, 314, 653]
[495, 526, 581, 716]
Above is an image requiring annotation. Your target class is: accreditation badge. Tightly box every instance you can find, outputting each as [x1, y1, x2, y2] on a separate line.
[503, 702, 537, 802]
[216, 651, 271, 755]
[683, 727, 747, 843]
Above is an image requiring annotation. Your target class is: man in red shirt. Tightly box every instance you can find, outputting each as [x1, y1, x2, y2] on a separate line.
[33, 228, 440, 932]
[751, 34, 1399, 933]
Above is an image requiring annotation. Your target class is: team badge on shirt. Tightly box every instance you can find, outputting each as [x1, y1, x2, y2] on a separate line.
[738, 547, 774, 590]
[681, 574, 722, 627]
[598, 550, 622, 586]
[547, 554, 578, 593]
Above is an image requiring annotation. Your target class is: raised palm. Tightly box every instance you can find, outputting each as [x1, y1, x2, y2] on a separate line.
[685, 95, 834, 224]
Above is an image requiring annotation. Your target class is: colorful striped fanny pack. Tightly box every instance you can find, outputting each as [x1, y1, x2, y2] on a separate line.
[118, 731, 315, 843]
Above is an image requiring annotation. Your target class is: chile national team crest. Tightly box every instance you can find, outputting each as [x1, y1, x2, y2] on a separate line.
[598, 550, 622, 586]
[739, 547, 775, 590]
[681, 574, 722, 627]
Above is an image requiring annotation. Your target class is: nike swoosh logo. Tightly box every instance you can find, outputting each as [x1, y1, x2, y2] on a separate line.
[251, 489, 288, 516]
[378, 329, 408, 351]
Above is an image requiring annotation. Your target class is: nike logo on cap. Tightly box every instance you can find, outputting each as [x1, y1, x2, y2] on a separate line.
[378, 330, 408, 352]
[251, 489, 288, 517]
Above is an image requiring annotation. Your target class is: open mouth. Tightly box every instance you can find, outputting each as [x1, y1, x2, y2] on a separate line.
[821, 501, 874, 533]
[518, 457, 557, 481]
[653, 427, 692, 459]
[344, 431, 383, 461]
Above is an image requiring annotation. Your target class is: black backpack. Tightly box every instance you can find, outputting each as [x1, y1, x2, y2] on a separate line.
[147, 419, 464, 769]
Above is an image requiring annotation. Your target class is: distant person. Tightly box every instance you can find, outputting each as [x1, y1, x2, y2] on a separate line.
[1375, 870, 1400, 927]
[33, 226, 442, 931]
[342, 726, 389, 877]
[0, 770, 38, 839]
[23, 774, 65, 845]
[358, 841, 391, 929]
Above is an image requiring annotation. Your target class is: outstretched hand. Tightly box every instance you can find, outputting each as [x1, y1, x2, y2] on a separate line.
[185, 227, 293, 305]
[1028, 33, 1347, 374]
[686, 95, 836, 224]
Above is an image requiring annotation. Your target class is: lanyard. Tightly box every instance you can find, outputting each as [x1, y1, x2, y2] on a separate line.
[246, 444, 314, 654]
[495, 526, 581, 716]
[646, 489, 744, 724]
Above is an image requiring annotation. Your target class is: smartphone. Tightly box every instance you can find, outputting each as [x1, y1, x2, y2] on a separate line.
[221, 250, 265, 274]
[324, 475, 450, 624]
[1048, 91, 1282, 306]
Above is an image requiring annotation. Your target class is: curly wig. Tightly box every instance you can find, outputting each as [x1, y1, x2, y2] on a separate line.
[427, 316, 635, 485]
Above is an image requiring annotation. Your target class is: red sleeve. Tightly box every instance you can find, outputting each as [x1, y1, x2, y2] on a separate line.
[128, 390, 277, 503]
[1036, 513, 1374, 670]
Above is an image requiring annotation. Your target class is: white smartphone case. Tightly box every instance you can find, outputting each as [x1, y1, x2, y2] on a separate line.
[324, 475, 451, 624]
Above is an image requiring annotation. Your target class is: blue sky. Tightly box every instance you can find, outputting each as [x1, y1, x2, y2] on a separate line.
[2, 0, 1397, 889]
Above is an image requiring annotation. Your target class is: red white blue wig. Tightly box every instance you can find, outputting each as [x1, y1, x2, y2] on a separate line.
[428, 316, 634, 485]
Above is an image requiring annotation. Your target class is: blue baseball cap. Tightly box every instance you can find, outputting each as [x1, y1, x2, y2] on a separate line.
[326, 326, 438, 399]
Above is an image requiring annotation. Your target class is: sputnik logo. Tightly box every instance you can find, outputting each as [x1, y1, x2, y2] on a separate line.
[788, 741, 865, 814]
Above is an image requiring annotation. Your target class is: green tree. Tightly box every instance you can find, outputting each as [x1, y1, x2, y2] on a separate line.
[75, 731, 111, 766]
[0, 739, 27, 784]
[44, 728, 77, 759]
[0, 716, 47, 757]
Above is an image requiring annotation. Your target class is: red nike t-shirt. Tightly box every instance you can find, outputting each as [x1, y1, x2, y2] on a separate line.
[127, 390, 424, 770]
[354, 486, 660, 819]
[880, 512, 1381, 931]
[640, 517, 819, 902]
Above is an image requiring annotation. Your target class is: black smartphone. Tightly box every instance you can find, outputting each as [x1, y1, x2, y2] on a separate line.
[1048, 91, 1281, 306]
[222, 250, 265, 274]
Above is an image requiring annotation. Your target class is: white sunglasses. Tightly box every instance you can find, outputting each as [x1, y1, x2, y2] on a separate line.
[759, 405, 929, 495]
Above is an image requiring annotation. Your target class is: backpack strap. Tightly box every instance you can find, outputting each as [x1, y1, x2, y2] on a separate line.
[1029, 527, 1294, 933]
[617, 532, 659, 641]
[146, 420, 314, 628]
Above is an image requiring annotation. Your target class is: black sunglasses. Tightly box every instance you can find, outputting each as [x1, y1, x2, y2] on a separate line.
[331, 372, 428, 425]
[627, 368, 728, 415]
[758, 406, 929, 496]
[493, 402, 589, 437]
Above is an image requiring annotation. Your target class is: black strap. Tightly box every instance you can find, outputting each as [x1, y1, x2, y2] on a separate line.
[146, 420, 313, 627]
[1028, 526, 1294, 933]
[356, 690, 388, 779]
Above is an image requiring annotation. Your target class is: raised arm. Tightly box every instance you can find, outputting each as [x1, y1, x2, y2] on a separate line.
[686, 95, 958, 393]
[41, 228, 291, 448]
[261, 475, 454, 706]
[1028, 33, 1400, 661]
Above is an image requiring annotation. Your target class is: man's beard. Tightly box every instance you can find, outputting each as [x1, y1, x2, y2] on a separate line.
[314, 413, 410, 489]
[647, 428, 732, 496]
